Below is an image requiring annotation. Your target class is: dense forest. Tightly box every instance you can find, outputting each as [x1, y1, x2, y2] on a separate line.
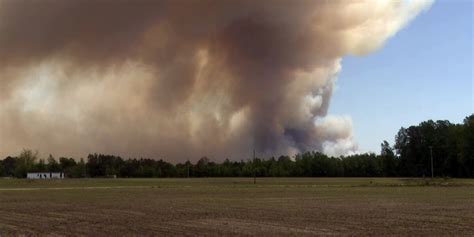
[1, 115, 473, 178]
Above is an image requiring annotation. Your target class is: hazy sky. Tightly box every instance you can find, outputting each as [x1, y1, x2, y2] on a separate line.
[329, 0, 473, 154]
[2, 0, 462, 160]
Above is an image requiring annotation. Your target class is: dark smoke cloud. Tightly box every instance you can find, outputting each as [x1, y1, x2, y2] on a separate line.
[0, 0, 432, 161]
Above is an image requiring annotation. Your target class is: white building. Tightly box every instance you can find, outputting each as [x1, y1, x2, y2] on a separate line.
[27, 172, 64, 179]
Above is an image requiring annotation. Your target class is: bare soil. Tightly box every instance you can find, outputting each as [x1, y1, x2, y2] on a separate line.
[0, 178, 473, 236]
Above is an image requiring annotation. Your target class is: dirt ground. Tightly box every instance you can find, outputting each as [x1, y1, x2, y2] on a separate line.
[0, 178, 473, 236]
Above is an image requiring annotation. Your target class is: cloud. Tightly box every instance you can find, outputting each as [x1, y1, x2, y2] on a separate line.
[0, 0, 433, 161]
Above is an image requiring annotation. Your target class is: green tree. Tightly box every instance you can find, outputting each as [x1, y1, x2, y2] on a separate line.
[59, 157, 77, 177]
[47, 154, 61, 172]
[35, 159, 47, 172]
[69, 158, 87, 178]
[195, 157, 210, 177]
[380, 140, 398, 176]
[461, 115, 474, 177]
[1, 156, 17, 177]
[15, 149, 38, 178]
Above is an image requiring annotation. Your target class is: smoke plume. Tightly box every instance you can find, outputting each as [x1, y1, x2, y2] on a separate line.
[0, 0, 432, 161]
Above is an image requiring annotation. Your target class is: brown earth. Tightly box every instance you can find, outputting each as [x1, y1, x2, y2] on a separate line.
[0, 178, 473, 236]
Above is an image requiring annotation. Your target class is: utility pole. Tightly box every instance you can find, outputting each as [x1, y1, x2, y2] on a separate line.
[429, 146, 434, 179]
[253, 149, 256, 184]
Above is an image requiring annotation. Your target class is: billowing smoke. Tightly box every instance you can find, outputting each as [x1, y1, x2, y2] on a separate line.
[0, 0, 432, 161]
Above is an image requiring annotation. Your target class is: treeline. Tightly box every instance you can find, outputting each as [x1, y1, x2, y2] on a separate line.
[394, 114, 474, 177]
[1, 115, 473, 178]
[0, 151, 400, 178]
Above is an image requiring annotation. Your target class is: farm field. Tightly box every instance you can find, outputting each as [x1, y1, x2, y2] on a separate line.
[0, 178, 473, 236]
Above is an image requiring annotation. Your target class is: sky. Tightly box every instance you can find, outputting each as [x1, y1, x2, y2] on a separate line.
[1, 0, 463, 160]
[329, 0, 473, 154]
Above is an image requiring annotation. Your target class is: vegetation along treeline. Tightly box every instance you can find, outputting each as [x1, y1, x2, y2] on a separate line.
[1, 115, 473, 178]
